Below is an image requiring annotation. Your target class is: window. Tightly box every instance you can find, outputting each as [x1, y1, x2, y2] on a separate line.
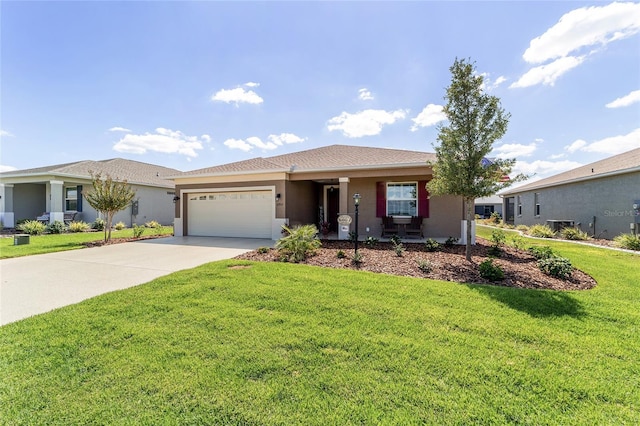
[387, 182, 417, 216]
[65, 187, 78, 211]
[517, 195, 522, 216]
[534, 192, 540, 216]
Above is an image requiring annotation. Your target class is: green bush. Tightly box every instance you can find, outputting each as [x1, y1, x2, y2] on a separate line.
[17, 220, 46, 235]
[351, 251, 363, 266]
[516, 224, 529, 232]
[68, 221, 91, 233]
[132, 224, 145, 238]
[613, 233, 640, 251]
[445, 236, 459, 247]
[509, 235, 526, 251]
[538, 256, 573, 280]
[528, 245, 555, 260]
[392, 241, 405, 257]
[416, 259, 433, 274]
[489, 211, 501, 224]
[528, 224, 555, 238]
[424, 238, 441, 252]
[479, 259, 504, 281]
[145, 220, 161, 228]
[257, 246, 270, 254]
[114, 221, 126, 231]
[336, 250, 346, 259]
[363, 236, 379, 247]
[46, 220, 66, 234]
[276, 224, 321, 263]
[389, 234, 402, 245]
[92, 218, 105, 231]
[560, 227, 590, 241]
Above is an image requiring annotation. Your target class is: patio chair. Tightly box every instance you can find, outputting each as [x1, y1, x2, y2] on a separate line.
[405, 215, 424, 238]
[36, 212, 50, 223]
[381, 216, 399, 238]
[63, 212, 78, 225]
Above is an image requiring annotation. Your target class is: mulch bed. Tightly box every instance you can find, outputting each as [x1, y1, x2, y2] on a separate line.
[83, 235, 172, 247]
[235, 238, 597, 291]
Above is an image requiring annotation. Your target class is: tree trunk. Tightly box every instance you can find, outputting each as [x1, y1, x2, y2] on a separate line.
[465, 197, 473, 262]
[107, 212, 113, 242]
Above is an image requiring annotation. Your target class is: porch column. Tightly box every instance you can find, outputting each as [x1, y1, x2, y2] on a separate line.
[49, 180, 64, 224]
[338, 177, 350, 240]
[0, 184, 15, 228]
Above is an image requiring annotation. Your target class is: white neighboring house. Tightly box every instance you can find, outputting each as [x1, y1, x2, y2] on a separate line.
[0, 158, 180, 228]
[500, 148, 640, 239]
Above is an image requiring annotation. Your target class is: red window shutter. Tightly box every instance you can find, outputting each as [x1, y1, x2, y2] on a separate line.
[418, 180, 429, 218]
[376, 181, 386, 217]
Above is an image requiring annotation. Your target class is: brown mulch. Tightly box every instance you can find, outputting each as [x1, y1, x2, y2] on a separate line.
[83, 234, 171, 247]
[235, 238, 597, 291]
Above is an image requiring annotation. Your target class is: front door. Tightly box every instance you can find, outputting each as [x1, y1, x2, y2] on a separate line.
[326, 186, 340, 232]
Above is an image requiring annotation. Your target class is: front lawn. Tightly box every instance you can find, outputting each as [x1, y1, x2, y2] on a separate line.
[0, 226, 173, 259]
[1, 229, 639, 424]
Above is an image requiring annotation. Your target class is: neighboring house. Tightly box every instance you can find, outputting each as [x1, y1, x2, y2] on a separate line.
[475, 195, 503, 219]
[171, 144, 466, 241]
[0, 159, 180, 228]
[501, 147, 640, 239]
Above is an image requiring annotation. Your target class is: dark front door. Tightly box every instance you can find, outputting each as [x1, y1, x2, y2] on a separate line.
[327, 187, 340, 232]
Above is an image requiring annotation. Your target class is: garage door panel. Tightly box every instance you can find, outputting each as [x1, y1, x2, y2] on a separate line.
[188, 191, 272, 238]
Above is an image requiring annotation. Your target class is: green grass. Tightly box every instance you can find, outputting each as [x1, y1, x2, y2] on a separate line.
[0, 226, 173, 259]
[1, 227, 639, 424]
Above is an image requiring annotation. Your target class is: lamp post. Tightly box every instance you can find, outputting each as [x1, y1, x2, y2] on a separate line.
[353, 193, 361, 254]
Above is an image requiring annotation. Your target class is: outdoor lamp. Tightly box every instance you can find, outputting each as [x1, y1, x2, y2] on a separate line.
[353, 193, 361, 253]
[353, 193, 361, 205]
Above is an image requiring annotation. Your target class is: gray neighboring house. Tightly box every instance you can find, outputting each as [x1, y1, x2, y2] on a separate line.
[501, 148, 640, 239]
[0, 158, 180, 228]
[475, 195, 503, 219]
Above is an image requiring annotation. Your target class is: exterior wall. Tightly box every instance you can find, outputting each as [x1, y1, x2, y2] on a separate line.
[510, 172, 640, 239]
[12, 184, 46, 222]
[285, 181, 317, 227]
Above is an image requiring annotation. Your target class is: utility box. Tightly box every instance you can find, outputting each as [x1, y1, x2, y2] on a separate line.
[131, 200, 139, 216]
[633, 200, 640, 223]
[14, 234, 30, 245]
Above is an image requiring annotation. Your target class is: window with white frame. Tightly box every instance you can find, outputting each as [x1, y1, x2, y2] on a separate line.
[534, 192, 540, 216]
[517, 195, 522, 216]
[387, 182, 417, 216]
[65, 187, 78, 211]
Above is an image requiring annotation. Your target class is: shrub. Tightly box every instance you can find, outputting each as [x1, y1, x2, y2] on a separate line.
[69, 221, 91, 232]
[114, 221, 126, 231]
[528, 224, 555, 238]
[92, 218, 105, 231]
[46, 220, 66, 234]
[417, 259, 433, 274]
[364, 236, 379, 247]
[613, 233, 640, 251]
[560, 227, 589, 241]
[424, 238, 441, 252]
[488, 229, 506, 257]
[351, 251, 363, 266]
[145, 220, 161, 229]
[538, 256, 573, 280]
[489, 211, 502, 224]
[336, 250, 346, 259]
[392, 241, 405, 257]
[17, 220, 46, 235]
[257, 246, 270, 254]
[444, 236, 459, 247]
[509, 235, 526, 251]
[276, 224, 321, 263]
[528, 245, 555, 260]
[479, 259, 504, 281]
[132, 224, 145, 238]
[389, 234, 402, 245]
[516, 224, 529, 232]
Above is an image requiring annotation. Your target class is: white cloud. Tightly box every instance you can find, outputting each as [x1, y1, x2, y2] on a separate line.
[606, 89, 640, 108]
[510, 56, 584, 88]
[223, 138, 252, 152]
[565, 139, 587, 153]
[108, 126, 131, 133]
[113, 128, 205, 158]
[480, 73, 508, 91]
[0, 165, 17, 172]
[201, 134, 211, 143]
[410, 104, 446, 131]
[580, 128, 640, 155]
[513, 159, 583, 178]
[244, 82, 260, 87]
[1, 129, 14, 137]
[522, 2, 640, 64]
[492, 142, 538, 159]
[267, 133, 305, 145]
[327, 109, 407, 138]
[212, 87, 264, 105]
[358, 88, 374, 101]
[549, 153, 566, 160]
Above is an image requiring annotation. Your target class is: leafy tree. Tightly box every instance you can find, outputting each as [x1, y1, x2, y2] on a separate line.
[84, 172, 136, 242]
[428, 58, 526, 261]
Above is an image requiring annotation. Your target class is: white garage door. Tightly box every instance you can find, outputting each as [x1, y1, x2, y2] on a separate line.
[187, 191, 272, 238]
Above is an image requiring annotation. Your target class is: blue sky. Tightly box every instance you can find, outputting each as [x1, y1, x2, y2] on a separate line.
[1, 1, 639, 185]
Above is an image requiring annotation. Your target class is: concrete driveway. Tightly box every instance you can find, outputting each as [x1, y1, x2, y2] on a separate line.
[0, 236, 272, 326]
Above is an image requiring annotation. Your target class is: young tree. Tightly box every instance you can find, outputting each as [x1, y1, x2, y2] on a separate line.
[84, 172, 136, 242]
[428, 58, 525, 261]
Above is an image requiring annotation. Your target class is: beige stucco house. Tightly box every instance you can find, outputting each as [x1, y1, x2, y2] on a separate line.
[0, 158, 180, 228]
[171, 144, 466, 241]
[501, 147, 640, 239]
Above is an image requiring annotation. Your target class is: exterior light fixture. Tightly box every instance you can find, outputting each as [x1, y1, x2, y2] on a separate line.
[172, 195, 180, 203]
[276, 193, 281, 202]
[353, 193, 361, 253]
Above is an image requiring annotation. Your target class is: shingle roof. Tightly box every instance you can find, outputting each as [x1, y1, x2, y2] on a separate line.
[502, 147, 640, 195]
[0, 158, 180, 188]
[178, 144, 436, 177]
